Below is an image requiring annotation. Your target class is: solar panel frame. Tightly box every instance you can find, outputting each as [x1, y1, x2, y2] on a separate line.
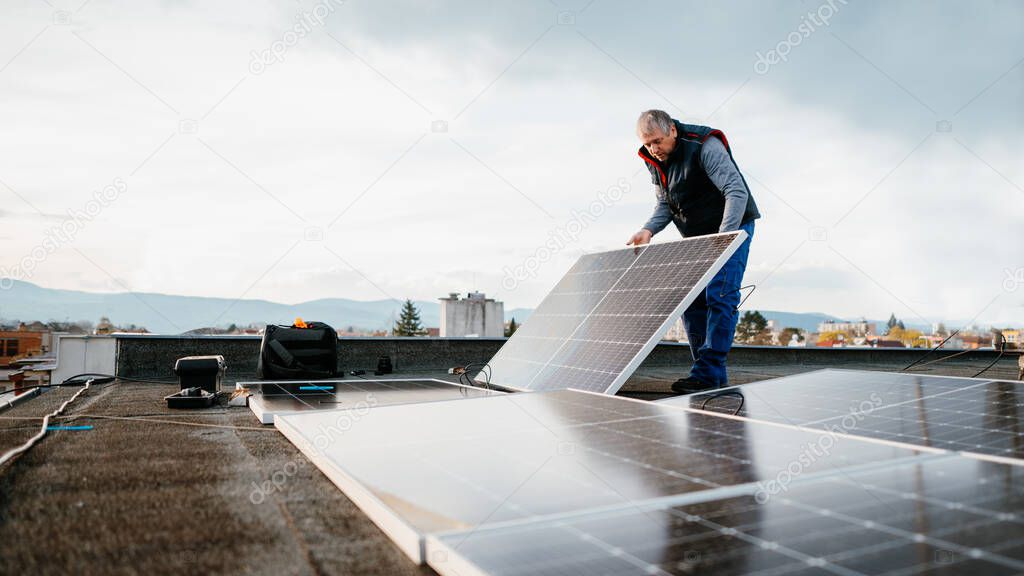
[240, 378, 500, 424]
[481, 231, 748, 394]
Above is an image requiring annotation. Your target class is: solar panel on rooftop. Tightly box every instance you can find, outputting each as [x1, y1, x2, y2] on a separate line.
[483, 231, 746, 394]
[427, 454, 1024, 576]
[665, 369, 1024, 461]
[275, 388, 925, 563]
[241, 378, 500, 424]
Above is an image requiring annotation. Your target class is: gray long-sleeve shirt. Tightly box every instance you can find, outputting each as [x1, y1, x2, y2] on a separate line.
[642, 136, 750, 234]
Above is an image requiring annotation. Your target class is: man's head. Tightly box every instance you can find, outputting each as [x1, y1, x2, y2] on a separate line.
[636, 109, 677, 162]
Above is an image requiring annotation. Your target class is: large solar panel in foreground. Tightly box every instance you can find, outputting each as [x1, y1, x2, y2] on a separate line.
[276, 388, 924, 563]
[663, 369, 1024, 460]
[483, 231, 746, 393]
[427, 454, 1024, 576]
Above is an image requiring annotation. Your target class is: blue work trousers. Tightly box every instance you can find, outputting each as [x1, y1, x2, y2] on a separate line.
[683, 221, 755, 386]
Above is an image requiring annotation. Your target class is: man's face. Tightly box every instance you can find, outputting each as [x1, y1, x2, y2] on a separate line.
[639, 124, 677, 162]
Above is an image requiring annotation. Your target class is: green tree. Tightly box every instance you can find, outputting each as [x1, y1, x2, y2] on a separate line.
[888, 327, 924, 348]
[392, 299, 426, 336]
[735, 310, 769, 344]
[779, 327, 804, 345]
[886, 313, 899, 335]
[505, 317, 518, 337]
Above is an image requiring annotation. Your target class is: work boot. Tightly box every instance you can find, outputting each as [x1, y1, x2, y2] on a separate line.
[671, 376, 718, 395]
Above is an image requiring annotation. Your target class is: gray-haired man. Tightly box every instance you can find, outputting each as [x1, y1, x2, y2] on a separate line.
[627, 109, 760, 394]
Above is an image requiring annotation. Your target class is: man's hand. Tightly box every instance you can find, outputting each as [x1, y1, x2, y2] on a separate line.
[627, 229, 652, 247]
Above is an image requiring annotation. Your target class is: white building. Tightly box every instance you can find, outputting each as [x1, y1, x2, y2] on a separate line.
[817, 319, 876, 337]
[439, 292, 505, 337]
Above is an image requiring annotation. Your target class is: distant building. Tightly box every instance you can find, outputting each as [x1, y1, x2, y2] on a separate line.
[663, 318, 687, 342]
[922, 334, 954, 349]
[817, 319, 876, 337]
[0, 327, 52, 391]
[961, 334, 993, 349]
[1002, 329, 1021, 348]
[764, 320, 787, 345]
[439, 292, 505, 337]
[868, 338, 906, 348]
[0, 328, 46, 368]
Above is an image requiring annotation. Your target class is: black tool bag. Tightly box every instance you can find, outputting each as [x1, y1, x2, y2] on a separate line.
[257, 322, 339, 392]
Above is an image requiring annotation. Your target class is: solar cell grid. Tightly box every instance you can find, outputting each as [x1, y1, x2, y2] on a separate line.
[676, 369, 1024, 460]
[275, 389, 924, 563]
[484, 232, 746, 393]
[664, 369, 983, 422]
[428, 455, 1024, 576]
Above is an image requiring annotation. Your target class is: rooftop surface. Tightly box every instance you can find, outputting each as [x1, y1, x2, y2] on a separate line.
[1, 343, 1021, 575]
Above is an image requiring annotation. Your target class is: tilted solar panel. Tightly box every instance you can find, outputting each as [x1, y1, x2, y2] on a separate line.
[482, 231, 747, 394]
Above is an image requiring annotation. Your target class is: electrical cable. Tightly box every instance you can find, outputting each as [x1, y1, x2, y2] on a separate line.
[696, 387, 745, 414]
[60, 373, 117, 385]
[716, 284, 756, 312]
[902, 348, 975, 372]
[736, 284, 756, 311]
[0, 378, 94, 468]
[458, 363, 491, 390]
[0, 374, 186, 414]
[60, 413, 273, 432]
[0, 380, 98, 411]
[460, 362, 487, 385]
[0, 374, 175, 404]
[66, 373, 177, 385]
[902, 329, 961, 371]
[972, 343, 1005, 378]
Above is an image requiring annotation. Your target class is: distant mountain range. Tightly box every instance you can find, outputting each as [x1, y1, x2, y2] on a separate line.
[0, 280, 928, 335]
[0, 280, 533, 334]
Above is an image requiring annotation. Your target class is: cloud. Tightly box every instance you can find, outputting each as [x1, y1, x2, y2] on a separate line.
[0, 0, 1021, 327]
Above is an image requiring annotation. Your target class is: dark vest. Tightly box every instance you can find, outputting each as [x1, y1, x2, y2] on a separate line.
[638, 121, 760, 237]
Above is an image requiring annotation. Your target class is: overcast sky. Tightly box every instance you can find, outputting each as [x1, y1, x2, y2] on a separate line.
[1, 0, 1022, 327]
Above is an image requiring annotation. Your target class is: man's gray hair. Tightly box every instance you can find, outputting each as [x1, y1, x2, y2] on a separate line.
[637, 109, 673, 136]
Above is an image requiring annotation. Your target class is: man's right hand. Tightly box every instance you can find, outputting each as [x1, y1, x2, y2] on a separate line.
[627, 229, 653, 247]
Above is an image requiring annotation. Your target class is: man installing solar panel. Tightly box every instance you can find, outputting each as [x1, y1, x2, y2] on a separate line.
[628, 109, 760, 395]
